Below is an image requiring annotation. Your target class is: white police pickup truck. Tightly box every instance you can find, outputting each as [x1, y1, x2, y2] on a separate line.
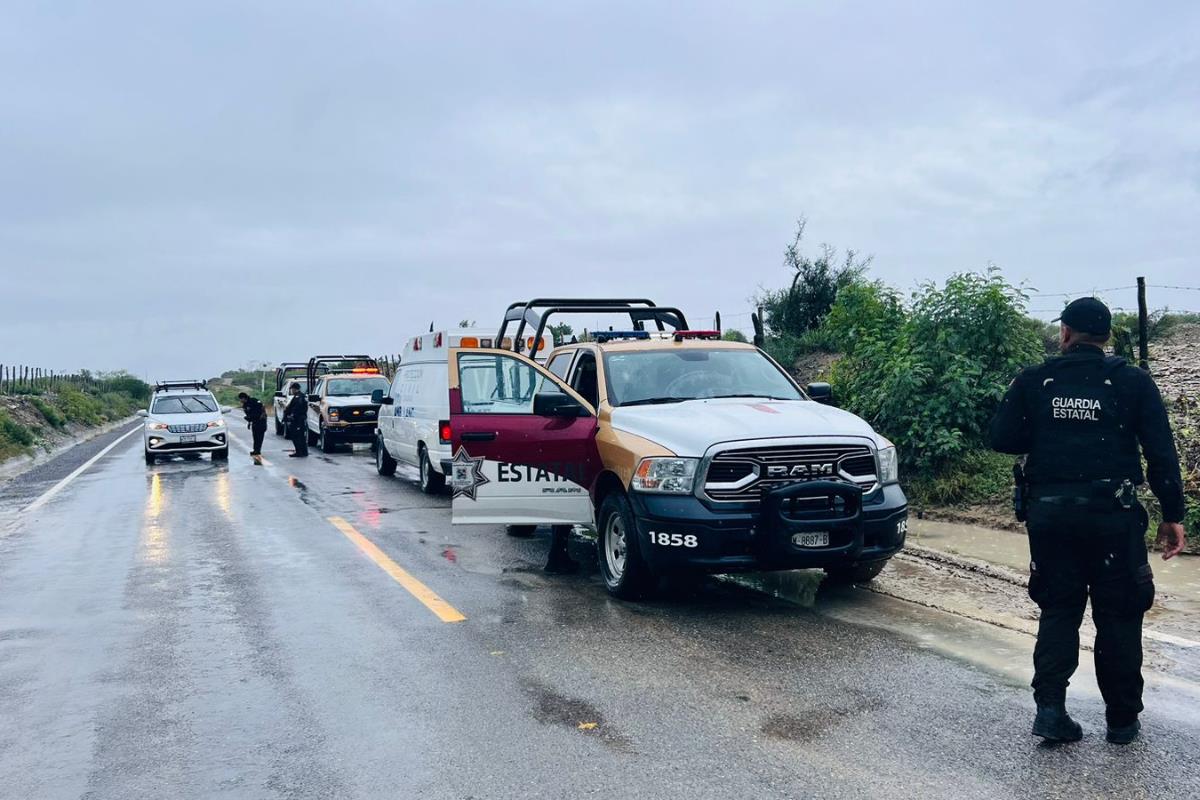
[139, 380, 229, 464]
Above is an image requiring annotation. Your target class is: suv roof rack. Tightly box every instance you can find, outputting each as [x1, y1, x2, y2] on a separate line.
[155, 379, 208, 392]
[305, 355, 380, 390]
[497, 299, 689, 355]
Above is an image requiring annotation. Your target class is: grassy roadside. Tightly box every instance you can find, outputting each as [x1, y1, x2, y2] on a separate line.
[0, 374, 150, 463]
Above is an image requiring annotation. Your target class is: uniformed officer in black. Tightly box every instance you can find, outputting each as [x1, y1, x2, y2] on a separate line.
[237, 392, 268, 456]
[284, 382, 309, 458]
[989, 297, 1187, 745]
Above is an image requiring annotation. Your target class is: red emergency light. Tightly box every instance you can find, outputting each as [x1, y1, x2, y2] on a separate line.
[673, 330, 721, 341]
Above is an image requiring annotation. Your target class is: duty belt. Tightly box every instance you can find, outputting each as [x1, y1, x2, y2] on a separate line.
[1029, 479, 1138, 510]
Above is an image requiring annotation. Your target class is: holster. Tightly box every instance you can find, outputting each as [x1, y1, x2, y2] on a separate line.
[1012, 462, 1029, 522]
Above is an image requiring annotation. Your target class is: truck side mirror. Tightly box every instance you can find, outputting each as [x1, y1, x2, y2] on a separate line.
[806, 382, 834, 405]
[533, 391, 585, 417]
[274, 391, 284, 398]
[380, 396, 394, 405]
[370, 389, 384, 404]
[137, 409, 148, 417]
[308, 394, 321, 403]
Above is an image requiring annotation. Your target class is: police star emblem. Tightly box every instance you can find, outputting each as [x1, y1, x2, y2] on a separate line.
[450, 446, 490, 501]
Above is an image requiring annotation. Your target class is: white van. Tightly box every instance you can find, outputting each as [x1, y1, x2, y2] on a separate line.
[375, 328, 552, 492]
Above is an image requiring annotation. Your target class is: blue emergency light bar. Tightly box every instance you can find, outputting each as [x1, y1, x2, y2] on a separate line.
[593, 330, 652, 343]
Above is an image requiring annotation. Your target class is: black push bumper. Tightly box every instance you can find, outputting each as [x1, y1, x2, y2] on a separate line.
[325, 422, 377, 442]
[628, 481, 907, 574]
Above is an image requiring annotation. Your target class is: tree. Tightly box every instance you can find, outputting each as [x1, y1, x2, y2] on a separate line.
[549, 322, 574, 344]
[721, 329, 748, 342]
[756, 218, 871, 338]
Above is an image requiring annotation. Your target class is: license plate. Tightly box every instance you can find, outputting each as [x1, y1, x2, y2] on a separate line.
[180, 434, 195, 443]
[792, 531, 830, 548]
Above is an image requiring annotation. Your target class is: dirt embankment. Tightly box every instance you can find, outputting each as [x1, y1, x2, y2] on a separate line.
[1151, 323, 1200, 402]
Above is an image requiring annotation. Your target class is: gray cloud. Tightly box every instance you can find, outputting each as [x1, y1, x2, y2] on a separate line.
[2, 1, 1198, 379]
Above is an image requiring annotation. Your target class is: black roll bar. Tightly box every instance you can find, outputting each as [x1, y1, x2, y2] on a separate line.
[305, 355, 380, 393]
[274, 362, 313, 392]
[496, 299, 689, 355]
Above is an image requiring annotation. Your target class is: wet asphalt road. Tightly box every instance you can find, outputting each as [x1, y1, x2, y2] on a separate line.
[1, 424, 1199, 799]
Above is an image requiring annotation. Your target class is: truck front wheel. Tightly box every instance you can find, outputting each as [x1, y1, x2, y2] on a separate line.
[596, 491, 655, 599]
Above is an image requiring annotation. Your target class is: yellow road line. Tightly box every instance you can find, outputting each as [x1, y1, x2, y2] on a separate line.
[327, 516, 466, 623]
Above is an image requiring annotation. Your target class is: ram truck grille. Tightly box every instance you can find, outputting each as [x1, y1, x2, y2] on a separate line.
[703, 443, 879, 502]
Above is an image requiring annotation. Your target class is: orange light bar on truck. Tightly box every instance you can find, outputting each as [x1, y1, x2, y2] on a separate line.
[672, 330, 721, 341]
[459, 336, 479, 348]
[351, 367, 380, 373]
[526, 337, 545, 352]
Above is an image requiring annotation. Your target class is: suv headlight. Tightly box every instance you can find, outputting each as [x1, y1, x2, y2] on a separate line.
[876, 444, 899, 485]
[147, 422, 169, 430]
[632, 457, 698, 494]
[207, 419, 225, 428]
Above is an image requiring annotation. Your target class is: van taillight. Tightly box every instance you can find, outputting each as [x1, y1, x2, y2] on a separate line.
[439, 420, 451, 444]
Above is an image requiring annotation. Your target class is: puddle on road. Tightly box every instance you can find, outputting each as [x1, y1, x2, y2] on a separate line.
[524, 680, 632, 752]
[761, 690, 883, 743]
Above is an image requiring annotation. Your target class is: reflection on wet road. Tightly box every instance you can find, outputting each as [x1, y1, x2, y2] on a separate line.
[0, 430, 1197, 799]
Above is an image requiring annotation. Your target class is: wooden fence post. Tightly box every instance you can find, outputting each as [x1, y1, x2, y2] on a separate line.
[1137, 276, 1149, 371]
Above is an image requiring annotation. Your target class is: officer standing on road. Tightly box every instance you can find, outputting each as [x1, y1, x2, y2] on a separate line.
[237, 392, 268, 456]
[284, 382, 309, 458]
[989, 296, 1187, 745]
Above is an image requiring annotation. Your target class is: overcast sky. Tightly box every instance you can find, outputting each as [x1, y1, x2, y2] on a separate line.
[2, 1, 1198, 381]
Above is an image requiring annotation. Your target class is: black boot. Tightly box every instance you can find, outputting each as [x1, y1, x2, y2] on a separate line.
[1031, 703, 1083, 743]
[1106, 718, 1140, 745]
[544, 527, 580, 574]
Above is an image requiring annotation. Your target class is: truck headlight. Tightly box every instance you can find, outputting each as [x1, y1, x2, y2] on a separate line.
[328, 407, 341, 420]
[876, 445, 899, 485]
[632, 457, 698, 494]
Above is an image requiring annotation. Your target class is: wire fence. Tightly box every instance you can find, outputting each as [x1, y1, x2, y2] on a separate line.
[0, 364, 101, 395]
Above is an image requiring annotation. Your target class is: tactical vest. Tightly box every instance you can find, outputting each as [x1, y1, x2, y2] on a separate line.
[1025, 355, 1140, 485]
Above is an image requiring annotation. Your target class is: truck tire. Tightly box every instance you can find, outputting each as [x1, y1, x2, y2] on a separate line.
[824, 559, 888, 585]
[320, 424, 337, 453]
[376, 435, 397, 476]
[418, 446, 445, 494]
[596, 491, 655, 599]
[212, 446, 229, 461]
[506, 525, 537, 538]
[307, 427, 319, 446]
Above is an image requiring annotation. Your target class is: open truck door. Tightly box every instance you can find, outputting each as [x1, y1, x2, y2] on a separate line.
[447, 348, 600, 526]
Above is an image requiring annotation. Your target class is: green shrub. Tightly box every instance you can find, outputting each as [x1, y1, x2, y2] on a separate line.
[830, 269, 1042, 472]
[29, 397, 66, 429]
[904, 449, 1014, 506]
[0, 409, 35, 459]
[56, 387, 105, 426]
[721, 329, 748, 343]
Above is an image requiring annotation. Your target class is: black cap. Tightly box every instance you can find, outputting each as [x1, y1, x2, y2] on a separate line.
[1054, 297, 1112, 337]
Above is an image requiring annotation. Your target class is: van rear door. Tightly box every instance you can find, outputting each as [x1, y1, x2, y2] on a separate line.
[447, 348, 600, 526]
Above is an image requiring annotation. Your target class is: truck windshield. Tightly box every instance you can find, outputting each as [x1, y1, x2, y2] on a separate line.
[152, 395, 218, 414]
[327, 377, 389, 397]
[603, 349, 803, 407]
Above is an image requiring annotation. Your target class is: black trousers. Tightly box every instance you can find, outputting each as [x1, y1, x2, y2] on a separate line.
[288, 424, 308, 456]
[1026, 499, 1154, 724]
[250, 420, 267, 453]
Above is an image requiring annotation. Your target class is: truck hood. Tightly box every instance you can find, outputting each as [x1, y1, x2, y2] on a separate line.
[326, 395, 377, 406]
[608, 398, 883, 457]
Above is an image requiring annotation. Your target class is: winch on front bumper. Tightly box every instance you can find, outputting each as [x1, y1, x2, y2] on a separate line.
[628, 480, 907, 573]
